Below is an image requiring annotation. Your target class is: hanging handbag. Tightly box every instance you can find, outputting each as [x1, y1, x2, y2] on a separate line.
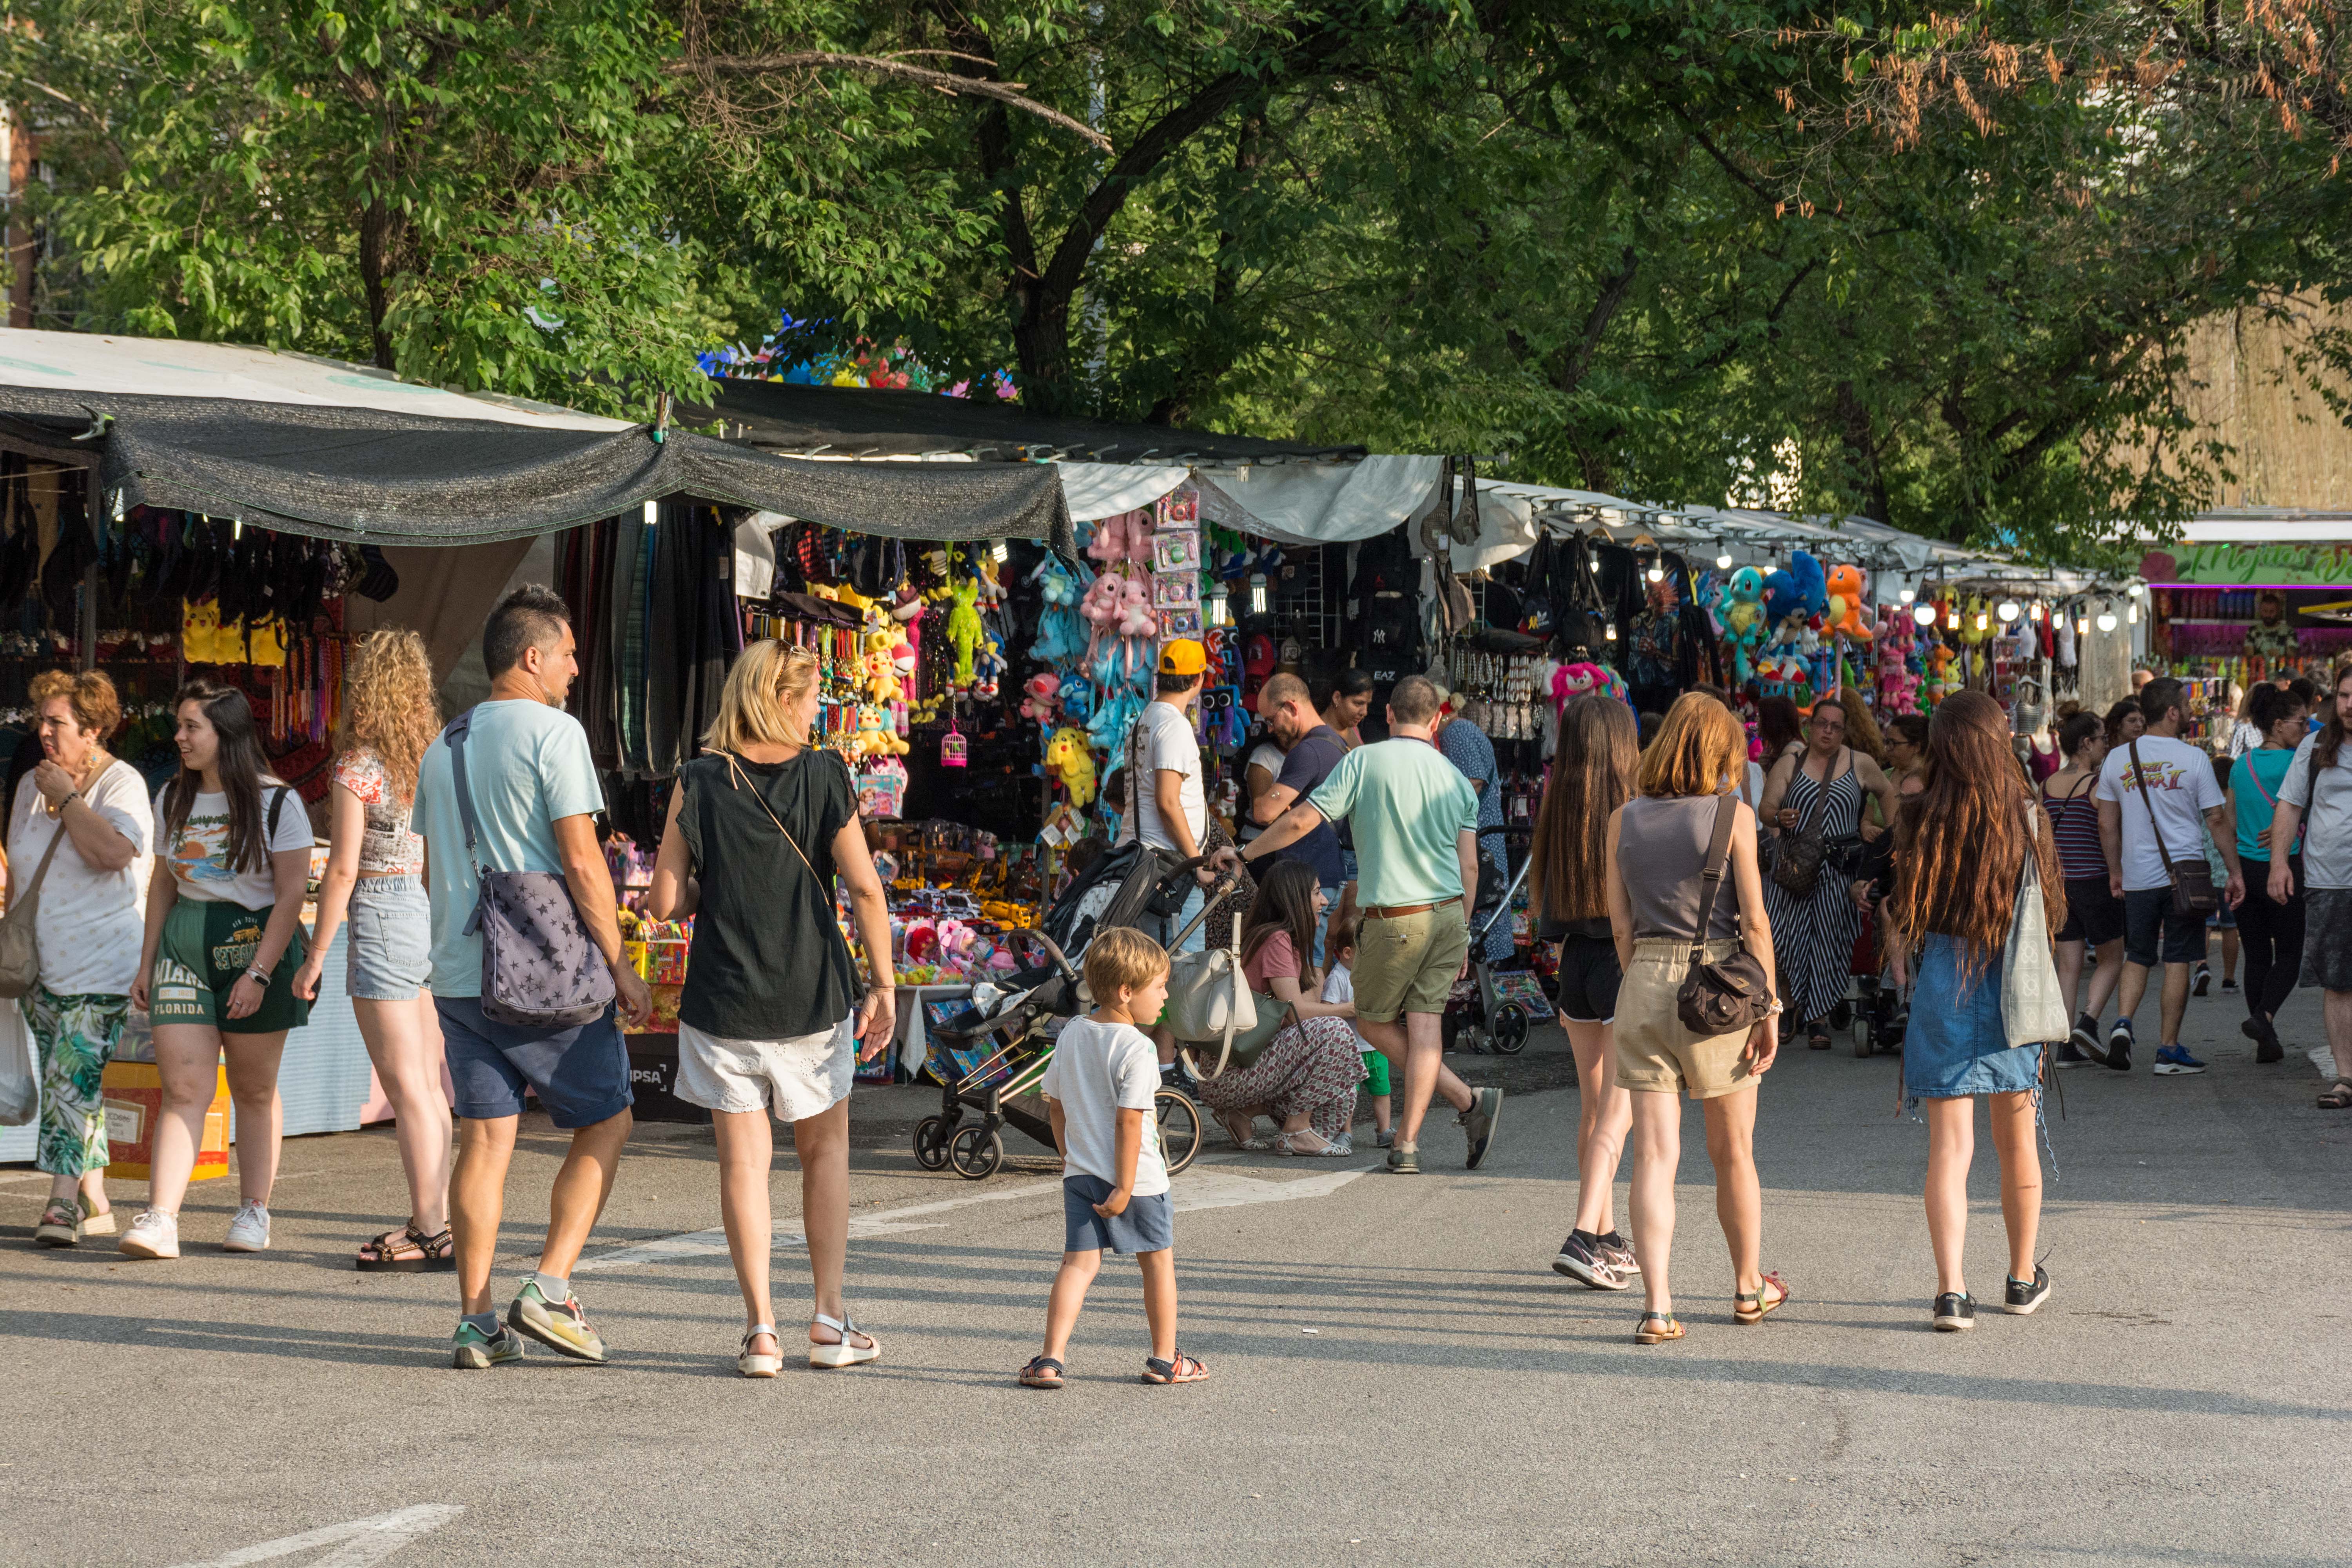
[1999, 804, 2071, 1048]
[1675, 795, 1778, 1035]
[1768, 761, 1831, 898]
[446, 709, 616, 1029]
[0, 822, 67, 1000]
[2126, 739, 2220, 918]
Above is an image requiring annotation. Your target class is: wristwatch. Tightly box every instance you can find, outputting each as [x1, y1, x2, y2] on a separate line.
[244, 965, 272, 987]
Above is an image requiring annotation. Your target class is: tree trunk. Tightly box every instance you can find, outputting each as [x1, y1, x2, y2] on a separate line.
[358, 198, 397, 371]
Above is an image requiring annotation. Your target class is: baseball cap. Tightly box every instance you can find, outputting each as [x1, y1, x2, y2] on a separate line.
[1158, 638, 1208, 676]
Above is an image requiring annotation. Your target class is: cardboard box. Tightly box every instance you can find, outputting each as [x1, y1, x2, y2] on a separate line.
[103, 1060, 232, 1181]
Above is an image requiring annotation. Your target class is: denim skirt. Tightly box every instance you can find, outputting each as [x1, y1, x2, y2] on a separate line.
[1902, 935, 2042, 1099]
[347, 875, 432, 1000]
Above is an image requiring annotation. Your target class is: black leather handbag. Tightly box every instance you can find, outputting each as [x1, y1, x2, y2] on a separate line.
[1676, 795, 1777, 1035]
[1768, 769, 1829, 898]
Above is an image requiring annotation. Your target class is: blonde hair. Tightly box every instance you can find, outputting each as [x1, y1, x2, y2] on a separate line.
[1638, 691, 1743, 799]
[339, 629, 441, 800]
[705, 639, 821, 753]
[27, 669, 121, 742]
[1083, 926, 1170, 1002]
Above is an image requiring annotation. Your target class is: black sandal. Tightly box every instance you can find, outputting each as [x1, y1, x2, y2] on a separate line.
[2320, 1079, 2352, 1111]
[1141, 1350, 1209, 1384]
[1019, 1355, 1065, 1389]
[356, 1221, 457, 1273]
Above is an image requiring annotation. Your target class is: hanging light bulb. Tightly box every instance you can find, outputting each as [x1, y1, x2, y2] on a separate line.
[1996, 600, 2020, 622]
[1588, 558, 1601, 573]
[1646, 561, 1665, 584]
[2127, 583, 2145, 598]
[1248, 573, 1268, 617]
[1974, 610, 1989, 632]
[1945, 605, 1960, 630]
[1898, 588, 1916, 604]
[2076, 613, 2090, 636]
[2029, 601, 2045, 622]
[1913, 604, 1936, 626]
[2096, 610, 2118, 633]
[990, 539, 1008, 564]
[1716, 552, 1733, 571]
[1205, 581, 1229, 627]
[1605, 623, 1618, 641]
[2127, 600, 2139, 625]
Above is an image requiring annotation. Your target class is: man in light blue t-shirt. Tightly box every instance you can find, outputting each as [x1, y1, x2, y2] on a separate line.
[1218, 673, 1502, 1176]
[410, 584, 651, 1370]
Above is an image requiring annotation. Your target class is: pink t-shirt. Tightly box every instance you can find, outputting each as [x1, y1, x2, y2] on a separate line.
[1243, 929, 1305, 993]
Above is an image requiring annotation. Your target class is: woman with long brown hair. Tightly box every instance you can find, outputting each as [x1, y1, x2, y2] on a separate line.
[292, 629, 451, 1270]
[1605, 692, 1786, 1344]
[1886, 690, 2063, 1330]
[1186, 857, 1367, 1156]
[1530, 695, 1641, 1290]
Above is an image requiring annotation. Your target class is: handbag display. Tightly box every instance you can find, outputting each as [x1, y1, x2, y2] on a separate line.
[1999, 806, 2072, 1049]
[446, 709, 616, 1029]
[2126, 739, 2220, 918]
[1675, 795, 1777, 1036]
[1768, 761, 1830, 898]
[0, 822, 66, 1000]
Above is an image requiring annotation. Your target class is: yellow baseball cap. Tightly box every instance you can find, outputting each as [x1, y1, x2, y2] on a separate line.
[1157, 638, 1208, 676]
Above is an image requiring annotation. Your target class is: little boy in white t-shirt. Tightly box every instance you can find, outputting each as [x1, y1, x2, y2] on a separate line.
[1321, 919, 1391, 1147]
[1025, 926, 1206, 1389]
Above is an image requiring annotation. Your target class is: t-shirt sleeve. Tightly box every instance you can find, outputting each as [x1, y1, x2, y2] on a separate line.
[1038, 1046, 1062, 1103]
[2093, 753, 2119, 802]
[331, 753, 384, 805]
[91, 764, 152, 854]
[540, 717, 606, 823]
[2278, 736, 2319, 809]
[1275, 736, 1331, 797]
[267, 784, 316, 853]
[2192, 748, 2227, 811]
[1147, 710, 1194, 778]
[408, 748, 438, 838]
[1453, 775, 1481, 835]
[1112, 1028, 1158, 1112]
[1259, 929, 1301, 982]
[1307, 746, 1363, 823]
[151, 792, 172, 854]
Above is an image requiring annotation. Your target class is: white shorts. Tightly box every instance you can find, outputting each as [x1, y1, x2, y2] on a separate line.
[675, 1017, 855, 1121]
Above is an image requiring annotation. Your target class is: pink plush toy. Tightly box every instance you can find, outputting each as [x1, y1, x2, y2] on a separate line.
[1080, 570, 1124, 629]
[1086, 511, 1156, 564]
[1116, 572, 1158, 639]
[1020, 671, 1060, 723]
[1551, 661, 1628, 707]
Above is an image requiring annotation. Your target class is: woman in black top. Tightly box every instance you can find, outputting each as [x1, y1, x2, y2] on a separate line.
[1529, 695, 1642, 1291]
[650, 640, 897, 1377]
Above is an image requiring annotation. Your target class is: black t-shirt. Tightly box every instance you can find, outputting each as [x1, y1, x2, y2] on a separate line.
[675, 750, 859, 1040]
[1275, 725, 1348, 887]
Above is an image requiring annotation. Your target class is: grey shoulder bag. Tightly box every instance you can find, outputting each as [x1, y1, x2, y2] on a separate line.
[448, 710, 615, 1029]
[0, 824, 66, 1000]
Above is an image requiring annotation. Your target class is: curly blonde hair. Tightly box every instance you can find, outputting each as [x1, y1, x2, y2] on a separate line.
[339, 629, 441, 800]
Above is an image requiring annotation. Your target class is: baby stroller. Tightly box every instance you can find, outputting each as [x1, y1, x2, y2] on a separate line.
[1441, 852, 1534, 1056]
[909, 846, 1219, 1181]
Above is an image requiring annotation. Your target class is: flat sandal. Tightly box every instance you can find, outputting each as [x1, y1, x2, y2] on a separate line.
[1635, 1311, 1685, 1345]
[1734, 1270, 1791, 1324]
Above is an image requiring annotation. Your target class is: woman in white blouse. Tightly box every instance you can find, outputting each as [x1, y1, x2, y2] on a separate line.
[13, 671, 154, 1248]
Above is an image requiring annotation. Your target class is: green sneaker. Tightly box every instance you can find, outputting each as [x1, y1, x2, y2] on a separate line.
[506, 1279, 608, 1364]
[451, 1319, 526, 1369]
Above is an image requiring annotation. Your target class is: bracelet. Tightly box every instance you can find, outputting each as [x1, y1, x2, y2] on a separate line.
[244, 965, 271, 986]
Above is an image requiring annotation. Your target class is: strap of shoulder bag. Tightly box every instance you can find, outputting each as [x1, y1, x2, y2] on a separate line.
[1690, 793, 1739, 960]
[2125, 738, 2178, 867]
[714, 751, 859, 969]
[442, 709, 485, 879]
[7, 817, 67, 916]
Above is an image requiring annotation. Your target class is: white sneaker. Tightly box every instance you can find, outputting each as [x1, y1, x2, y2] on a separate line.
[223, 1200, 272, 1253]
[118, 1210, 180, 1259]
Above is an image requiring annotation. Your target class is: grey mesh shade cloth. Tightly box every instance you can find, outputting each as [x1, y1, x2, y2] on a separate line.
[0, 389, 1074, 552]
[691, 377, 1368, 465]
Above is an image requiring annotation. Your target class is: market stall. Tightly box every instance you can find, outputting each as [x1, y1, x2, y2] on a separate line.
[2139, 515, 2352, 743]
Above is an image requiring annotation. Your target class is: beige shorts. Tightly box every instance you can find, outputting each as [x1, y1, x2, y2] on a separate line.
[675, 1016, 855, 1121]
[1353, 901, 1470, 1024]
[1613, 938, 1762, 1101]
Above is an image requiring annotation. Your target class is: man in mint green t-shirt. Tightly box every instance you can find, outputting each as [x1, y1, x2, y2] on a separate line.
[1218, 674, 1503, 1174]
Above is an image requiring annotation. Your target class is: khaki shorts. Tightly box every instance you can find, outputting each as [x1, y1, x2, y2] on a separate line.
[1613, 937, 1761, 1101]
[1353, 901, 1470, 1024]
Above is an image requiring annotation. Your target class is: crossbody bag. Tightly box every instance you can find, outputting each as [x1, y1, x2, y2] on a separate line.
[1675, 795, 1777, 1034]
[2126, 739, 2220, 918]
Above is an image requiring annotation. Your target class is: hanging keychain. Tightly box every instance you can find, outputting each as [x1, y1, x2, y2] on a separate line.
[941, 698, 968, 767]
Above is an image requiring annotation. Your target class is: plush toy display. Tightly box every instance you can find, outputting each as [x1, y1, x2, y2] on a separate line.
[1020, 672, 1061, 725]
[945, 575, 984, 683]
[1045, 725, 1098, 808]
[1824, 564, 1873, 642]
[1716, 567, 1768, 681]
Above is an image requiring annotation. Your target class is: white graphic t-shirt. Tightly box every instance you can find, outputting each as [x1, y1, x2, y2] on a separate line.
[2096, 736, 2227, 892]
[154, 784, 315, 909]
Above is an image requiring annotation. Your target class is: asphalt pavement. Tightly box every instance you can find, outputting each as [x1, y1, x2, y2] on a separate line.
[2, 976, 2346, 1568]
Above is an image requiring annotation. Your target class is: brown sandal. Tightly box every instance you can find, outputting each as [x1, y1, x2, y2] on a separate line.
[1734, 1270, 1791, 1324]
[356, 1221, 457, 1273]
[1635, 1311, 1685, 1344]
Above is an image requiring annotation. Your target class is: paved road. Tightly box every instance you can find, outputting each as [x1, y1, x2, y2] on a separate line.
[3, 980, 2346, 1568]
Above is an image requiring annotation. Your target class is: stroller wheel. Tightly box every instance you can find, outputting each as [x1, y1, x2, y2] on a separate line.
[1154, 1087, 1204, 1177]
[1490, 1004, 1529, 1055]
[948, 1125, 1004, 1181]
[1853, 1020, 1872, 1058]
[913, 1116, 951, 1171]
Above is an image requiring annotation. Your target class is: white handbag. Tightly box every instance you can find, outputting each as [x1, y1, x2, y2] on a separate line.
[1999, 807, 2071, 1049]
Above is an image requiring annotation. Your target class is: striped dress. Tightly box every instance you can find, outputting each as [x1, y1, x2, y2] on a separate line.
[1765, 759, 1867, 1027]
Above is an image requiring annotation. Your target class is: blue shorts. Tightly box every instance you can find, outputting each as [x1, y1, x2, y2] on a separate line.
[438, 996, 632, 1129]
[1063, 1174, 1175, 1255]
[345, 876, 432, 1000]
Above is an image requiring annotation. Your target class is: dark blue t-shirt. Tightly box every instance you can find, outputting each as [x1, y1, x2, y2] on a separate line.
[1275, 725, 1348, 887]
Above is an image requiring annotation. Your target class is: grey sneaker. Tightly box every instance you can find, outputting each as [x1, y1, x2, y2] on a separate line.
[1385, 1143, 1419, 1175]
[1459, 1086, 1504, 1169]
[223, 1200, 271, 1253]
[451, 1320, 527, 1369]
[117, 1209, 180, 1259]
[1374, 1127, 1395, 1149]
[507, 1279, 608, 1363]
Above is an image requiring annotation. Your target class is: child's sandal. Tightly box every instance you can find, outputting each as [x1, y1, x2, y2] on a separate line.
[1733, 1270, 1791, 1324]
[1634, 1312, 1685, 1345]
[1018, 1356, 1065, 1389]
[1141, 1350, 1209, 1384]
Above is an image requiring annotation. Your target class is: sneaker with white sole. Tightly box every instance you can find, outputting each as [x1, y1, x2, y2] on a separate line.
[1552, 1231, 1629, 1290]
[1932, 1291, 1976, 1331]
[222, 1200, 272, 1252]
[1374, 1127, 1394, 1149]
[118, 1210, 180, 1259]
[2153, 1045, 2207, 1075]
[507, 1279, 608, 1363]
[451, 1320, 527, 1369]
[2105, 1019, 2134, 1071]
[2003, 1265, 2053, 1315]
[1597, 1231, 1642, 1277]
[1459, 1086, 1504, 1169]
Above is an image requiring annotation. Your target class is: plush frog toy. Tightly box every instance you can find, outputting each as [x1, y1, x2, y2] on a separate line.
[945, 577, 984, 685]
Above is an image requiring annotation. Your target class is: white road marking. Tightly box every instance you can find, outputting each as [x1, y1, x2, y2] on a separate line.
[165, 1504, 462, 1568]
[2310, 1045, 2337, 1078]
[576, 1158, 1374, 1272]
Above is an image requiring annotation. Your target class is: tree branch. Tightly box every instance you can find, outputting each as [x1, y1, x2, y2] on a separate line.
[668, 52, 1110, 150]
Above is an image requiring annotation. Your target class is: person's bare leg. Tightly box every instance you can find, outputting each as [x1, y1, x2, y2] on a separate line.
[2115, 960, 2151, 1029]
[144, 1024, 222, 1216]
[1627, 1091, 1681, 1316]
[1701, 1088, 1764, 1299]
[1564, 1019, 1630, 1236]
[2085, 938, 2125, 1019]
[2055, 940, 2086, 1017]
[793, 1098, 868, 1349]
[1986, 1089, 2041, 1282]
[354, 995, 452, 1234]
[1923, 1096, 1975, 1296]
[2221, 926, 2239, 984]
[1369, 1094, 1392, 1135]
[1138, 1248, 1178, 1363]
[2325, 989, 2352, 1082]
[220, 1031, 290, 1206]
[538, 1108, 632, 1278]
[2159, 961, 2191, 1048]
[712, 1107, 776, 1358]
[1041, 1249, 1101, 1360]
[450, 1114, 518, 1315]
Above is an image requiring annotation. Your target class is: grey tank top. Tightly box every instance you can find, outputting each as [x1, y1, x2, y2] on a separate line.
[1617, 795, 1744, 943]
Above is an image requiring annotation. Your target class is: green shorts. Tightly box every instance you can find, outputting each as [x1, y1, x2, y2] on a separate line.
[1352, 902, 1470, 1024]
[1360, 1049, 1391, 1097]
[151, 898, 312, 1035]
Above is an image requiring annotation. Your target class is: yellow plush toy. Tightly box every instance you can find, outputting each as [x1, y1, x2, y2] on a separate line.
[1045, 726, 1096, 808]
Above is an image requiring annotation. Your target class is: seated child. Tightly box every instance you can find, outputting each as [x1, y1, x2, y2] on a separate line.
[1021, 926, 1207, 1390]
[1321, 919, 1392, 1148]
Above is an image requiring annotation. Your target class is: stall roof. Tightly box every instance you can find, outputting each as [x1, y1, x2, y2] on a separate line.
[695, 377, 1369, 467]
[0, 332, 1073, 551]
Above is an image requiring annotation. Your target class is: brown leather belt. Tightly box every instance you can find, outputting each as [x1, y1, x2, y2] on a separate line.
[1360, 897, 1461, 922]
